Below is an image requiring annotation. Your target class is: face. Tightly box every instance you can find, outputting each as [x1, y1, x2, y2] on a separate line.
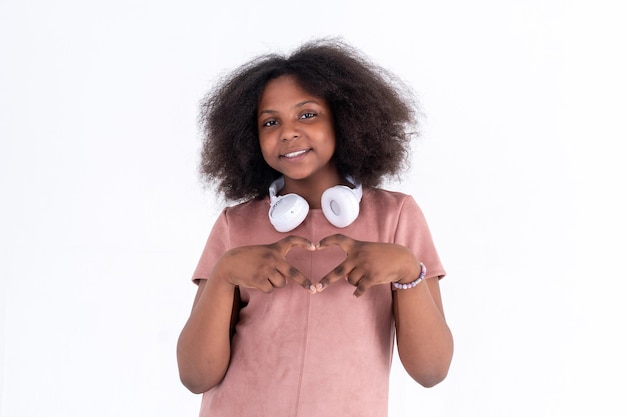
[257, 75, 337, 185]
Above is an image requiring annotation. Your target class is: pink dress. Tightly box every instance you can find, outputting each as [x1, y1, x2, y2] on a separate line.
[192, 188, 445, 417]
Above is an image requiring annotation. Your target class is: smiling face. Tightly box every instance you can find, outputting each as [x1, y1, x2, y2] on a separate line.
[258, 75, 338, 192]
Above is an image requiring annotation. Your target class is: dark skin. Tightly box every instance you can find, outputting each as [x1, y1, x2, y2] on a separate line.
[177, 235, 314, 393]
[177, 75, 453, 394]
[177, 233, 453, 393]
[316, 234, 453, 387]
[218, 237, 317, 293]
[317, 234, 421, 297]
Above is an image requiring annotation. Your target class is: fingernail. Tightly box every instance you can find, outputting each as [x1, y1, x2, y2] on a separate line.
[316, 283, 324, 292]
[309, 285, 317, 294]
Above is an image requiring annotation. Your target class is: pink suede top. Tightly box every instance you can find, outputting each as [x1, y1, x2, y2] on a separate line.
[192, 188, 445, 417]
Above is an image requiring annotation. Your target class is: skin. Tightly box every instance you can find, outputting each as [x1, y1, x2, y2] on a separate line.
[257, 75, 342, 207]
[316, 234, 453, 387]
[177, 75, 453, 394]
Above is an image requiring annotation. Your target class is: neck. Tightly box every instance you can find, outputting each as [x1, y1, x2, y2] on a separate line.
[281, 170, 343, 210]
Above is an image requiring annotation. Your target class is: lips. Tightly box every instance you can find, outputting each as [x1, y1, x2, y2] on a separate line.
[281, 149, 310, 158]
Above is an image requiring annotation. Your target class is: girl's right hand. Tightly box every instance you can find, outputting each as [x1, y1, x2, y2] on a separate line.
[212, 235, 317, 293]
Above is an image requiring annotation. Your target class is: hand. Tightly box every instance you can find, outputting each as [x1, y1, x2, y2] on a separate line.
[316, 234, 421, 297]
[214, 235, 317, 293]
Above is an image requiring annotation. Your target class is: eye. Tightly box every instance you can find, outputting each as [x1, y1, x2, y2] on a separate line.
[261, 119, 278, 128]
[300, 112, 317, 120]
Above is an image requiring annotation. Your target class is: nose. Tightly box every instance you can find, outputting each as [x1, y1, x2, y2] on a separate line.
[281, 120, 300, 141]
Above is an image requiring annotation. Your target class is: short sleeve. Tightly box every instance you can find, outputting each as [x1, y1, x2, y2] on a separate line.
[394, 196, 446, 280]
[191, 209, 231, 284]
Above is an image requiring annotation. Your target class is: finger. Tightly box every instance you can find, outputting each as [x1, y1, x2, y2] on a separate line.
[316, 260, 356, 292]
[276, 235, 316, 256]
[275, 261, 317, 293]
[353, 284, 366, 298]
[351, 273, 376, 298]
[256, 278, 276, 293]
[317, 234, 356, 252]
[266, 268, 288, 289]
[345, 267, 365, 287]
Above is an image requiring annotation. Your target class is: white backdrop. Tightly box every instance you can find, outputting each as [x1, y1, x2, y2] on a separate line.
[1, 1, 625, 416]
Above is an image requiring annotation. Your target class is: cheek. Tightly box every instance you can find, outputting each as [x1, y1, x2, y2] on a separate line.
[258, 137, 276, 165]
[326, 132, 337, 155]
[258, 134, 270, 152]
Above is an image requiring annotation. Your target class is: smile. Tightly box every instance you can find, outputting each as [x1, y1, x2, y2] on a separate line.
[282, 149, 310, 158]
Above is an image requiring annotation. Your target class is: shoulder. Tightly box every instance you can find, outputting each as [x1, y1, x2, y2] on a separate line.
[221, 196, 268, 218]
[360, 187, 428, 227]
[211, 197, 269, 231]
[362, 187, 417, 210]
[216, 197, 279, 243]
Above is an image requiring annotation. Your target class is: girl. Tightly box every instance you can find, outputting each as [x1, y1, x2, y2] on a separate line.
[177, 39, 453, 417]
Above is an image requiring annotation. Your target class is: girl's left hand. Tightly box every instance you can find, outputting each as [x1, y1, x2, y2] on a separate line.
[316, 234, 422, 297]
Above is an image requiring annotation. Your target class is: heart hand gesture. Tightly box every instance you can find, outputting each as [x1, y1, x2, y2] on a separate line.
[315, 234, 421, 297]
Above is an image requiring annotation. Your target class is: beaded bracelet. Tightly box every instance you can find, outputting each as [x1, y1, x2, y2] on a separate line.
[392, 262, 427, 290]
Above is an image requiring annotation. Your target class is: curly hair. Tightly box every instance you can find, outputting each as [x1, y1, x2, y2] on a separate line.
[199, 38, 419, 202]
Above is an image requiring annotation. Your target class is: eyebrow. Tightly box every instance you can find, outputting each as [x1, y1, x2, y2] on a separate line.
[258, 100, 321, 117]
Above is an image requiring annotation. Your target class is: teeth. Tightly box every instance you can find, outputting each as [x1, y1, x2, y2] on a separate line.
[284, 150, 307, 158]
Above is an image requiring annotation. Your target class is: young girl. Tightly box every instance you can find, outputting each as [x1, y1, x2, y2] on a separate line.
[177, 39, 453, 417]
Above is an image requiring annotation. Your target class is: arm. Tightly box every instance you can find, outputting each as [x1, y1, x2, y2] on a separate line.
[393, 275, 453, 387]
[316, 234, 453, 387]
[176, 275, 239, 394]
[176, 236, 315, 394]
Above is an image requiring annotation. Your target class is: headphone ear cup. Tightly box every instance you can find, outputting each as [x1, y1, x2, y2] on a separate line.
[321, 186, 360, 228]
[269, 193, 310, 232]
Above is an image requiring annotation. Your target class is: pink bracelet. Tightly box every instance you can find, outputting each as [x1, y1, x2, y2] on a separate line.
[392, 262, 427, 290]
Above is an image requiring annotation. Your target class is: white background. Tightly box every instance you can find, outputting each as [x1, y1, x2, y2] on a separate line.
[1, 1, 625, 416]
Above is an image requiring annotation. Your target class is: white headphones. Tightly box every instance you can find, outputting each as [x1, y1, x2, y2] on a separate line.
[268, 176, 363, 232]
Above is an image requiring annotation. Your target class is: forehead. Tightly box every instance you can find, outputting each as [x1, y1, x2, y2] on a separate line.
[258, 75, 326, 110]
